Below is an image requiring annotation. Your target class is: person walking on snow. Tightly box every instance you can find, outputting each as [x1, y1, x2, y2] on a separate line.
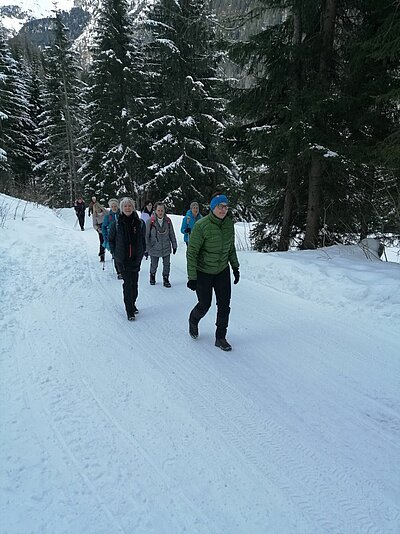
[109, 198, 146, 321]
[92, 202, 107, 262]
[88, 196, 96, 217]
[145, 201, 177, 287]
[102, 198, 121, 278]
[181, 201, 202, 246]
[74, 196, 86, 230]
[186, 192, 240, 351]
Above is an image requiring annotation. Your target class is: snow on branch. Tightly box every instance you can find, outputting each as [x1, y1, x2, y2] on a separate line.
[309, 144, 339, 158]
[155, 39, 180, 54]
[201, 114, 224, 130]
[146, 115, 175, 130]
[156, 155, 184, 177]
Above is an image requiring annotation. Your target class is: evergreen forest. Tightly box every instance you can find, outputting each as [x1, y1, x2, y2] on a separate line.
[0, 0, 399, 250]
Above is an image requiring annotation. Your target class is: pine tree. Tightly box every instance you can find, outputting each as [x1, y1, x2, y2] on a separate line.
[38, 13, 84, 207]
[27, 58, 47, 198]
[228, 1, 400, 250]
[0, 30, 35, 194]
[142, 0, 237, 213]
[81, 0, 144, 200]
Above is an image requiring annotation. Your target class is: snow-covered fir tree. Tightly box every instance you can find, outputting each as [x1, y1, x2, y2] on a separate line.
[81, 0, 144, 200]
[26, 57, 47, 198]
[37, 13, 85, 207]
[228, 0, 400, 250]
[142, 0, 238, 213]
[0, 30, 35, 194]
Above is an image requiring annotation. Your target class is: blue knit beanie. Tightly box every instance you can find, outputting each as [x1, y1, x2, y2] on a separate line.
[210, 194, 228, 211]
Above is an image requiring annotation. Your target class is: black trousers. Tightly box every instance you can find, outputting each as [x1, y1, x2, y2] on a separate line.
[77, 212, 85, 230]
[122, 270, 139, 316]
[189, 266, 231, 339]
[97, 231, 105, 256]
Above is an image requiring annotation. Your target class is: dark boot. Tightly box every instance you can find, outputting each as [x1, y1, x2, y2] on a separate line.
[150, 273, 156, 285]
[215, 338, 232, 351]
[127, 314, 135, 321]
[163, 276, 171, 288]
[189, 319, 198, 339]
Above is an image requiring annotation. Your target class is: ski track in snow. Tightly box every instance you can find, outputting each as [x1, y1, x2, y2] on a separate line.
[1, 201, 400, 533]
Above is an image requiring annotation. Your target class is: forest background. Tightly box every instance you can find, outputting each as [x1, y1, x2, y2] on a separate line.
[0, 0, 399, 251]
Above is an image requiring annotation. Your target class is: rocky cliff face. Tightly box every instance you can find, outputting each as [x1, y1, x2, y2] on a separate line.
[2, 0, 267, 65]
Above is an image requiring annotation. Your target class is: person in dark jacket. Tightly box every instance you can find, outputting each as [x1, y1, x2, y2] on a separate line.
[74, 196, 86, 230]
[181, 201, 202, 246]
[186, 193, 240, 351]
[109, 197, 146, 320]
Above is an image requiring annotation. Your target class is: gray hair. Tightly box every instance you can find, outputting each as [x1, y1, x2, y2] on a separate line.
[108, 198, 118, 207]
[120, 197, 135, 211]
[190, 201, 199, 209]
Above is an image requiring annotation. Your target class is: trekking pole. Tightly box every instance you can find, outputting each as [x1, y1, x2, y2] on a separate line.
[74, 218, 78, 229]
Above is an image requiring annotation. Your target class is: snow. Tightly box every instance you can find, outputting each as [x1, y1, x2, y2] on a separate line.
[0, 0, 73, 19]
[1, 193, 400, 533]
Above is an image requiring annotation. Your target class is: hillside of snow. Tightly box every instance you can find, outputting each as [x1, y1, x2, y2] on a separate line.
[1, 193, 399, 533]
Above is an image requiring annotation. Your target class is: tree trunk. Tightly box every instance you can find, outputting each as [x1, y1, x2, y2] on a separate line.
[278, 165, 296, 251]
[303, 0, 337, 249]
[303, 158, 323, 249]
[278, 2, 302, 251]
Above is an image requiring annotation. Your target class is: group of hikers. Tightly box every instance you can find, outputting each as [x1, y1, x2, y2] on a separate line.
[73, 193, 240, 351]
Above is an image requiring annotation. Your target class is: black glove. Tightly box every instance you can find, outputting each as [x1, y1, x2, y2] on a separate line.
[187, 279, 197, 291]
[173, 248, 177, 255]
[233, 268, 240, 285]
[144, 252, 148, 260]
[184, 227, 191, 234]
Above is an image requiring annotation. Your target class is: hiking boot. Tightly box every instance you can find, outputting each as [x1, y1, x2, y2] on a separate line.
[133, 305, 139, 315]
[215, 338, 232, 351]
[127, 314, 135, 321]
[150, 273, 156, 285]
[189, 320, 198, 339]
[163, 276, 171, 288]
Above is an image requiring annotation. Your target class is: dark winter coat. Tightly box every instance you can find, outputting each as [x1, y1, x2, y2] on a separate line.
[74, 200, 85, 216]
[181, 209, 202, 244]
[186, 211, 239, 279]
[145, 215, 177, 257]
[109, 212, 146, 272]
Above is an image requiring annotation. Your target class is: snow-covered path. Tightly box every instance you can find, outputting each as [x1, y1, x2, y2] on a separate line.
[1, 196, 400, 533]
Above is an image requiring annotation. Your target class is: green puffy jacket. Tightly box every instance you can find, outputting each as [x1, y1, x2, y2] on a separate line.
[187, 212, 239, 279]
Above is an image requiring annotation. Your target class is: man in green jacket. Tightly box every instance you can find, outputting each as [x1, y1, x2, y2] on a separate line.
[186, 193, 240, 351]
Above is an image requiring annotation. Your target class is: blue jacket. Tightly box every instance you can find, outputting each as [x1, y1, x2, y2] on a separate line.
[181, 209, 202, 243]
[102, 210, 120, 250]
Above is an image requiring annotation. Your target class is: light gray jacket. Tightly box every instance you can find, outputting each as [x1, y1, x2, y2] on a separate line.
[145, 216, 177, 257]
